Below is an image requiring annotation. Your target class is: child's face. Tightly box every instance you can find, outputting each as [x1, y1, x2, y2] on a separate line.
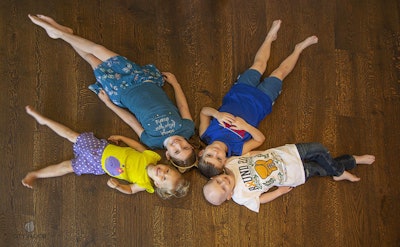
[164, 136, 194, 161]
[201, 144, 227, 169]
[203, 173, 234, 206]
[147, 164, 182, 189]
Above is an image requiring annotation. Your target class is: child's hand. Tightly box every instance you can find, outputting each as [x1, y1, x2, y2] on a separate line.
[277, 186, 293, 195]
[216, 111, 235, 126]
[98, 89, 111, 103]
[162, 72, 179, 86]
[108, 135, 122, 144]
[230, 116, 248, 130]
[107, 178, 119, 189]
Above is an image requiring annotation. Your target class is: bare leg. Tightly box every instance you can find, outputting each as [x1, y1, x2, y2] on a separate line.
[22, 160, 74, 189]
[34, 15, 103, 68]
[270, 35, 318, 80]
[26, 105, 79, 143]
[29, 14, 117, 68]
[333, 171, 360, 182]
[333, 154, 375, 182]
[354, 154, 375, 164]
[250, 20, 281, 74]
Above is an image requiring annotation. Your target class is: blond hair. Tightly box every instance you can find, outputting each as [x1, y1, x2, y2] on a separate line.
[155, 176, 190, 200]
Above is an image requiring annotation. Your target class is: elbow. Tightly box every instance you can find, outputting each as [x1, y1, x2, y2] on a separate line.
[254, 134, 265, 144]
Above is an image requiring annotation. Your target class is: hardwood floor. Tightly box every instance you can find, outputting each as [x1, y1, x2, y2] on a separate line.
[1, 0, 399, 246]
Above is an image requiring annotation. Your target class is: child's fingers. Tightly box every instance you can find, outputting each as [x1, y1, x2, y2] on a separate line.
[107, 178, 118, 188]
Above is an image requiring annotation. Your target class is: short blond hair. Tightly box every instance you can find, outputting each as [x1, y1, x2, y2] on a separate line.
[155, 175, 190, 199]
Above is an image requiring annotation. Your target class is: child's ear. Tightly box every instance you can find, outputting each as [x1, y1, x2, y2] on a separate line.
[226, 191, 233, 201]
[198, 150, 204, 157]
[154, 180, 160, 188]
[165, 151, 170, 160]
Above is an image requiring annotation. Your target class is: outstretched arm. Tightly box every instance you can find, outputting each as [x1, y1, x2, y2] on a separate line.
[231, 117, 265, 154]
[98, 90, 144, 137]
[259, 186, 293, 204]
[108, 135, 147, 152]
[107, 178, 146, 195]
[162, 72, 193, 120]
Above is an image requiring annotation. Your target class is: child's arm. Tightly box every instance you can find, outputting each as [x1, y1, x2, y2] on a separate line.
[259, 186, 293, 204]
[98, 90, 144, 137]
[107, 178, 146, 194]
[163, 72, 193, 120]
[246, 150, 265, 156]
[108, 135, 147, 152]
[231, 117, 266, 154]
[199, 107, 235, 136]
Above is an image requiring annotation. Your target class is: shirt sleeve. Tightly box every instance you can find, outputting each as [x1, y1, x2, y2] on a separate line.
[179, 119, 195, 139]
[243, 197, 261, 213]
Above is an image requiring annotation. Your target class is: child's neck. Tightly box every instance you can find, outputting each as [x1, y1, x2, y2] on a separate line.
[213, 140, 228, 152]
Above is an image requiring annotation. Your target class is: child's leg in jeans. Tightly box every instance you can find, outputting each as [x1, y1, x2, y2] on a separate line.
[29, 14, 117, 69]
[249, 20, 281, 74]
[25, 105, 79, 143]
[22, 160, 74, 188]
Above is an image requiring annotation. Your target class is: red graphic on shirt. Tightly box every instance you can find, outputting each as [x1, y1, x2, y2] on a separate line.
[223, 122, 246, 139]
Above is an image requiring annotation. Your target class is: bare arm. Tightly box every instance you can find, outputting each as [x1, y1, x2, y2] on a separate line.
[199, 107, 214, 136]
[107, 178, 146, 195]
[246, 150, 265, 156]
[162, 72, 193, 120]
[259, 186, 293, 204]
[199, 107, 236, 136]
[231, 117, 265, 154]
[108, 135, 147, 152]
[98, 90, 144, 137]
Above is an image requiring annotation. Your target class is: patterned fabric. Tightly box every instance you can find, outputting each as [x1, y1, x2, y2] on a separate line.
[227, 144, 305, 213]
[71, 132, 108, 175]
[89, 55, 164, 106]
[89, 55, 195, 149]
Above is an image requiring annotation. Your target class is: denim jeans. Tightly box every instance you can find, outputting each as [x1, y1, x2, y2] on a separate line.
[295, 143, 356, 180]
[236, 69, 283, 103]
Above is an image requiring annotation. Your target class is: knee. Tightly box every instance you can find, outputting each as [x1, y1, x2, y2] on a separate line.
[92, 44, 108, 54]
[270, 69, 285, 81]
[312, 143, 329, 153]
[250, 60, 267, 74]
[61, 161, 74, 172]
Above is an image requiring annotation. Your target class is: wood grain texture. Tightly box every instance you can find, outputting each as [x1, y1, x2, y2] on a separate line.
[1, 0, 399, 246]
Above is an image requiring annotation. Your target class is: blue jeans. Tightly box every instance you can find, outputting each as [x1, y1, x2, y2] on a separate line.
[295, 143, 356, 180]
[236, 69, 282, 103]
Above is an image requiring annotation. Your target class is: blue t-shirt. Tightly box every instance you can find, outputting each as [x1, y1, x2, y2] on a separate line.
[201, 83, 273, 156]
[121, 83, 195, 149]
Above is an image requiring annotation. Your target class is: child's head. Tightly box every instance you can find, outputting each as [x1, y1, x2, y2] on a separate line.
[203, 173, 235, 206]
[146, 163, 190, 199]
[198, 142, 227, 178]
[164, 135, 197, 173]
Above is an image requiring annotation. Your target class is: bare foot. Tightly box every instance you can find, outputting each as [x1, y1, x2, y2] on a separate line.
[295, 35, 318, 52]
[36, 15, 73, 34]
[25, 105, 47, 125]
[354, 155, 375, 165]
[333, 171, 360, 182]
[22, 172, 37, 189]
[266, 20, 281, 42]
[28, 14, 64, 39]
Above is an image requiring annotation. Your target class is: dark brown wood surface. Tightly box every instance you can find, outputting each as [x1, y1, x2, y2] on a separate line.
[1, 0, 399, 246]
